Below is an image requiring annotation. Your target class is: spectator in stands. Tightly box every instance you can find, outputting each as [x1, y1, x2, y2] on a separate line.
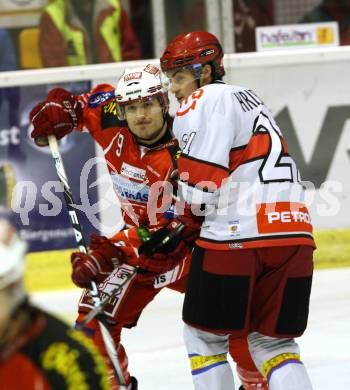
[0, 29, 20, 128]
[129, 0, 154, 59]
[233, 0, 274, 52]
[39, 0, 141, 67]
[0, 217, 112, 389]
[181, 0, 274, 52]
[300, 0, 350, 45]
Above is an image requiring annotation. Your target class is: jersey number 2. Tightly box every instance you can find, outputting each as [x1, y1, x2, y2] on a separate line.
[254, 113, 295, 183]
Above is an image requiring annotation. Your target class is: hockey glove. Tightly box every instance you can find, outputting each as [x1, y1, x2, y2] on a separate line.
[137, 218, 196, 274]
[71, 234, 125, 289]
[30, 88, 83, 146]
[138, 241, 190, 274]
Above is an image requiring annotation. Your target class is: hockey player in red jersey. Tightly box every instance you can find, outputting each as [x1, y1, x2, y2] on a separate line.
[160, 31, 315, 390]
[0, 217, 111, 389]
[30, 63, 269, 389]
[29, 64, 195, 389]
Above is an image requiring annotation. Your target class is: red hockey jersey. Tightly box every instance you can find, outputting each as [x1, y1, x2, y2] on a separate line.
[77, 83, 179, 227]
[75, 85, 189, 319]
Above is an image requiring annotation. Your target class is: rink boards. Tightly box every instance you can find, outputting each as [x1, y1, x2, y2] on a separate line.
[24, 227, 350, 292]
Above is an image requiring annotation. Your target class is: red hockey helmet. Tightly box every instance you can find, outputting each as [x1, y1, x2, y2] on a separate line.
[160, 31, 225, 79]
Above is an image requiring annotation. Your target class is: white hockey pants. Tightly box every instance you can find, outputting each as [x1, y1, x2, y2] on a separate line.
[183, 324, 235, 390]
[248, 332, 313, 390]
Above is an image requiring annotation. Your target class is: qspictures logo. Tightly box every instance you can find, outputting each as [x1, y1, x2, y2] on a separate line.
[256, 22, 339, 52]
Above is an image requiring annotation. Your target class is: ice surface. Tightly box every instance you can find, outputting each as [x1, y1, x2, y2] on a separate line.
[31, 268, 350, 389]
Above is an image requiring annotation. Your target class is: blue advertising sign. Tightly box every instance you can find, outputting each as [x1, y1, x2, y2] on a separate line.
[0, 82, 99, 252]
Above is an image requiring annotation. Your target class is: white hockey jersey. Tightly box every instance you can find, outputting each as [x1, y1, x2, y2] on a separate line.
[173, 82, 315, 250]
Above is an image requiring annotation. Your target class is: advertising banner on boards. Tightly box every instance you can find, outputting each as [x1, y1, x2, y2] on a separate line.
[0, 81, 99, 252]
[256, 22, 339, 52]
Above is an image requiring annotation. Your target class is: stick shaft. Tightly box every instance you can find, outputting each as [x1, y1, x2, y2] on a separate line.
[47, 135, 127, 389]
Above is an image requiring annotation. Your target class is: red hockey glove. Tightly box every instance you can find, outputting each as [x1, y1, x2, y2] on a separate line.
[71, 234, 126, 289]
[30, 88, 83, 146]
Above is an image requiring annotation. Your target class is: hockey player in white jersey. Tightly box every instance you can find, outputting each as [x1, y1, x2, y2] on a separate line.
[160, 31, 315, 390]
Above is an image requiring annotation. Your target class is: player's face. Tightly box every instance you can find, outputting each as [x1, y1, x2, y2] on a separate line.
[167, 69, 197, 103]
[124, 97, 166, 143]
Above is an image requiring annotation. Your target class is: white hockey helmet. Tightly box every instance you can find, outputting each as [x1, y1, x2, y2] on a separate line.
[0, 219, 26, 290]
[115, 64, 169, 120]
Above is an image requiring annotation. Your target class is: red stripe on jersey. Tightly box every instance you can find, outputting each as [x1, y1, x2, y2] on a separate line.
[178, 154, 229, 190]
[281, 138, 289, 154]
[197, 236, 316, 250]
[229, 133, 289, 171]
[256, 202, 313, 234]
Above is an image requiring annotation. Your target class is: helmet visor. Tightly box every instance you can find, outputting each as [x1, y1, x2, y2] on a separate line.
[165, 65, 203, 102]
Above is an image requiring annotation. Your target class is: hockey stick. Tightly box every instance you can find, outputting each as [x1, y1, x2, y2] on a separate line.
[47, 135, 127, 389]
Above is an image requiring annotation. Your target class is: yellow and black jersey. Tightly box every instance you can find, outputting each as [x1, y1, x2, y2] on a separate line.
[0, 305, 110, 390]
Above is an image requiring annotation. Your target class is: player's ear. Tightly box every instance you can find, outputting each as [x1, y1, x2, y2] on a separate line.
[201, 64, 213, 85]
